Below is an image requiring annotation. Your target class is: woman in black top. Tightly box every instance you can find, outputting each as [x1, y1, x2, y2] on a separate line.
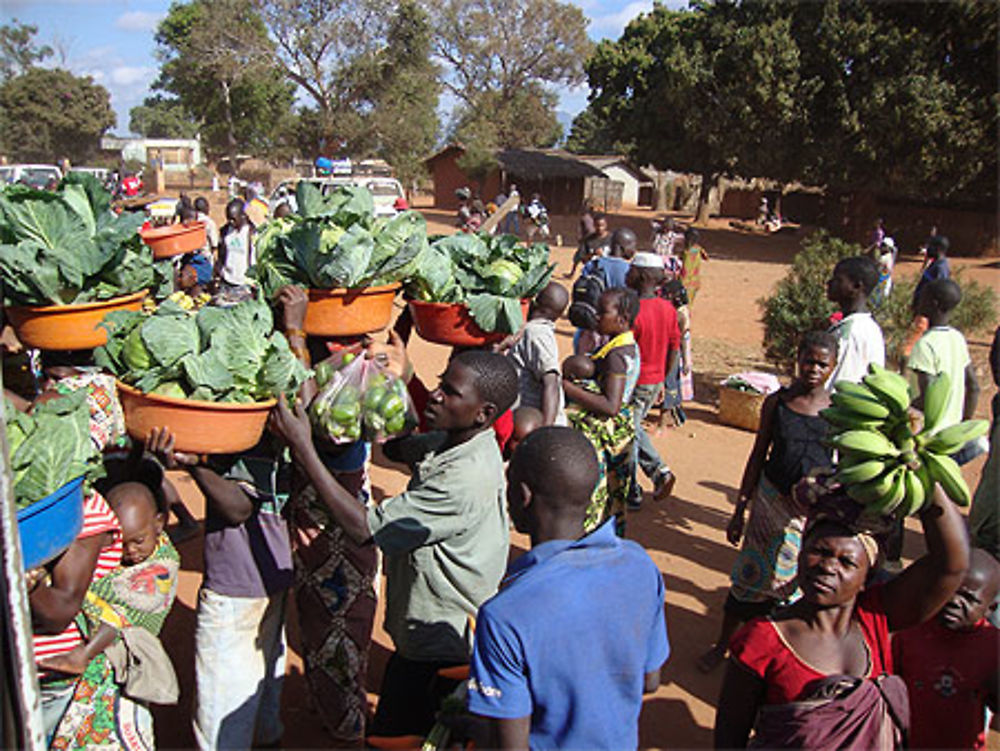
[697, 331, 837, 672]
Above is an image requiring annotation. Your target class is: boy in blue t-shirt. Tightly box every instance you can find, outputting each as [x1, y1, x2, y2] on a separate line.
[466, 427, 669, 749]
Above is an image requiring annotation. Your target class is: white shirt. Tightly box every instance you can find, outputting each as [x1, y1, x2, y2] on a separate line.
[825, 312, 886, 390]
[221, 224, 252, 286]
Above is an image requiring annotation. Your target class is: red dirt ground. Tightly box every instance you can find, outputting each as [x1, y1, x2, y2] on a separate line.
[155, 204, 998, 749]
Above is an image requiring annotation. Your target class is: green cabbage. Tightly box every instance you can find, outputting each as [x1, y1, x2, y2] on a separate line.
[96, 298, 309, 404]
[0, 177, 168, 306]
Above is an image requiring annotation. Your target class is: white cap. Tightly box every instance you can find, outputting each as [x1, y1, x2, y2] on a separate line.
[632, 252, 664, 269]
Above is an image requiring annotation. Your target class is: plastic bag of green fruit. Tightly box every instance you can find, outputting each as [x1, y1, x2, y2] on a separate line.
[309, 349, 417, 444]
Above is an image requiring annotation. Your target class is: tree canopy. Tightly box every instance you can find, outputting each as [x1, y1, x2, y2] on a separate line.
[434, 0, 591, 150]
[0, 67, 114, 163]
[584, 0, 997, 214]
[129, 95, 200, 139]
[152, 0, 296, 168]
[0, 20, 52, 82]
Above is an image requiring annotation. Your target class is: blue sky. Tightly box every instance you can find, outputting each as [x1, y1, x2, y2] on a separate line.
[5, 0, 684, 136]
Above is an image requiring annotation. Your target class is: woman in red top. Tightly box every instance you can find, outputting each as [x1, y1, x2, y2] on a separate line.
[714, 476, 968, 749]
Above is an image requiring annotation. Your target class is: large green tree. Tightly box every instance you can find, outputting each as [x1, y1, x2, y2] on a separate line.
[0, 20, 52, 82]
[785, 0, 998, 203]
[365, 1, 440, 187]
[255, 0, 398, 156]
[586, 0, 998, 219]
[152, 0, 295, 169]
[564, 108, 623, 155]
[0, 68, 114, 163]
[433, 0, 591, 149]
[587, 2, 802, 222]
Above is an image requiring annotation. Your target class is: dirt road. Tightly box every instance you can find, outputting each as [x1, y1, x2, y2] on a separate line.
[154, 208, 997, 748]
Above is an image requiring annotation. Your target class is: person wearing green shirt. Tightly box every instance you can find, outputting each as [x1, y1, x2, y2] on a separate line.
[270, 344, 520, 738]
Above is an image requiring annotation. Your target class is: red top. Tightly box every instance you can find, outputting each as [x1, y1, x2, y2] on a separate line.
[407, 375, 512, 453]
[33, 491, 122, 666]
[893, 617, 998, 750]
[632, 297, 680, 385]
[729, 586, 892, 705]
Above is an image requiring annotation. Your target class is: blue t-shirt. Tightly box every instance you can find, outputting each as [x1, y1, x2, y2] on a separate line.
[467, 520, 669, 750]
[583, 256, 631, 290]
[913, 257, 950, 306]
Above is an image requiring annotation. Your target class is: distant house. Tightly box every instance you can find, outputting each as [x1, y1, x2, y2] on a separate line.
[575, 156, 655, 207]
[100, 136, 202, 172]
[425, 145, 616, 215]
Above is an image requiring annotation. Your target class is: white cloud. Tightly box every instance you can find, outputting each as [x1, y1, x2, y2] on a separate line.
[114, 10, 166, 32]
[589, 1, 654, 35]
[110, 65, 155, 86]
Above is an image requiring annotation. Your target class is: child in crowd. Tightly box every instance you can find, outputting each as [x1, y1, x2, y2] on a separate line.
[569, 212, 611, 278]
[147, 429, 293, 751]
[466, 427, 669, 749]
[678, 228, 709, 304]
[698, 331, 836, 672]
[907, 278, 980, 457]
[44, 481, 180, 750]
[824, 255, 885, 389]
[506, 406, 544, 460]
[657, 279, 692, 431]
[902, 234, 951, 359]
[893, 549, 999, 750]
[563, 287, 641, 535]
[143, 289, 302, 751]
[194, 196, 219, 260]
[525, 193, 550, 240]
[505, 281, 569, 426]
[270, 347, 518, 738]
[562, 354, 596, 383]
[652, 217, 683, 279]
[626, 252, 679, 508]
[870, 236, 896, 309]
[217, 198, 254, 298]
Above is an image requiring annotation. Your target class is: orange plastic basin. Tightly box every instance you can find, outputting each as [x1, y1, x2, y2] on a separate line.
[140, 221, 207, 259]
[6, 291, 147, 351]
[117, 381, 275, 454]
[303, 283, 401, 336]
[409, 300, 529, 347]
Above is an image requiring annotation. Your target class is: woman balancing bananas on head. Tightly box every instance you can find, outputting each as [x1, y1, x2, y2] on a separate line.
[714, 363, 976, 750]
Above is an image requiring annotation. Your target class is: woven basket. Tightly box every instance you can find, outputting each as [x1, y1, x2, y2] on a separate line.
[718, 386, 767, 432]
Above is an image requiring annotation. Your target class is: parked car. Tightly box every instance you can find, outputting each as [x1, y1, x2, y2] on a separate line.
[0, 164, 63, 189]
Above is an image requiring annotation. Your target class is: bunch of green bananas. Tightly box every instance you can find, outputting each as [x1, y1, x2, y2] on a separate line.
[821, 363, 988, 517]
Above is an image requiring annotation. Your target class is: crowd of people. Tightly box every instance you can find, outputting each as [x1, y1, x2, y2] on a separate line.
[8, 193, 999, 751]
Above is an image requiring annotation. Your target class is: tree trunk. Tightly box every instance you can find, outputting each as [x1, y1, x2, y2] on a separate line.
[654, 173, 669, 212]
[695, 171, 716, 224]
[220, 79, 239, 179]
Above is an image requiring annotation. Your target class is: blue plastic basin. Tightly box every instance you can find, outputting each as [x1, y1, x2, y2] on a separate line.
[16, 477, 85, 570]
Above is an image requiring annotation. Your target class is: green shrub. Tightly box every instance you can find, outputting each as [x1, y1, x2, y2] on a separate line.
[758, 230, 862, 374]
[875, 271, 999, 366]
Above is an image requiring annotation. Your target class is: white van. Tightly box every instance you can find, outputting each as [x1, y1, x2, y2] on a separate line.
[0, 164, 63, 189]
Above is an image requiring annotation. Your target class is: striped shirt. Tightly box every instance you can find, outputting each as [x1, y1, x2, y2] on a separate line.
[32, 491, 122, 667]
